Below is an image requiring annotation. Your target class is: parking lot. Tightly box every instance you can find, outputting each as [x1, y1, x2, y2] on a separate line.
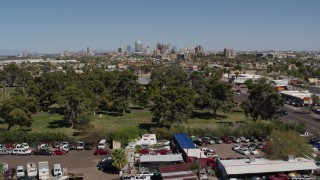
[1, 149, 119, 180]
[198, 142, 266, 159]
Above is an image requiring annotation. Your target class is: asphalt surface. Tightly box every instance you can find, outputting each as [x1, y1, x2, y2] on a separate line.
[234, 90, 320, 138]
[1, 149, 119, 180]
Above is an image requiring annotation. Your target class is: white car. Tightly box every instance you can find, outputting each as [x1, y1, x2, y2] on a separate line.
[239, 148, 250, 156]
[16, 165, 25, 177]
[60, 145, 69, 152]
[60, 142, 69, 147]
[139, 171, 153, 176]
[249, 148, 259, 155]
[76, 141, 85, 150]
[199, 169, 208, 180]
[12, 148, 32, 155]
[22, 143, 30, 150]
[240, 136, 250, 143]
[310, 145, 318, 152]
[232, 144, 241, 151]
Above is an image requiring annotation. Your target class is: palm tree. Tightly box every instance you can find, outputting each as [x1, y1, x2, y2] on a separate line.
[111, 149, 127, 172]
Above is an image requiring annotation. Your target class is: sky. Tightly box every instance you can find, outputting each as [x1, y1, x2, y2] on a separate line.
[0, 0, 319, 54]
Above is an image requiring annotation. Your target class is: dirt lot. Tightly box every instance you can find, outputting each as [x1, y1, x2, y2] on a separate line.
[199, 142, 266, 159]
[1, 149, 119, 180]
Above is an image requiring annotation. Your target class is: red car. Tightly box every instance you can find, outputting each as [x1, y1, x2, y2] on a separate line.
[94, 149, 111, 155]
[139, 148, 149, 154]
[4, 168, 16, 180]
[221, 136, 232, 144]
[53, 150, 66, 155]
[158, 149, 171, 155]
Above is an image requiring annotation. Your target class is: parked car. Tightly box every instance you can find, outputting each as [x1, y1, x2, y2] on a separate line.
[12, 148, 32, 155]
[52, 142, 60, 148]
[232, 144, 241, 151]
[247, 136, 258, 142]
[256, 143, 264, 149]
[16, 165, 25, 177]
[60, 145, 69, 152]
[76, 141, 85, 150]
[221, 136, 232, 144]
[256, 135, 267, 142]
[201, 137, 215, 145]
[84, 143, 93, 150]
[3, 168, 16, 180]
[97, 155, 112, 170]
[240, 136, 250, 143]
[94, 149, 111, 155]
[229, 136, 241, 143]
[33, 149, 53, 155]
[68, 142, 77, 150]
[211, 137, 223, 144]
[53, 150, 66, 155]
[198, 169, 208, 180]
[275, 109, 288, 116]
[269, 173, 290, 180]
[249, 148, 259, 155]
[139, 171, 154, 176]
[238, 148, 250, 156]
[192, 139, 203, 146]
[22, 143, 30, 150]
[0, 148, 12, 155]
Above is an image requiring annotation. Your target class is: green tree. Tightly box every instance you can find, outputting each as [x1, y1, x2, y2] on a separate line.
[312, 94, 320, 105]
[242, 78, 283, 121]
[151, 86, 194, 125]
[112, 126, 140, 145]
[266, 130, 312, 159]
[111, 149, 127, 172]
[206, 79, 234, 117]
[59, 85, 87, 128]
[0, 96, 37, 130]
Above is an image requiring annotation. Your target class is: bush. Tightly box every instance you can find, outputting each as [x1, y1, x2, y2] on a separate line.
[0, 130, 72, 143]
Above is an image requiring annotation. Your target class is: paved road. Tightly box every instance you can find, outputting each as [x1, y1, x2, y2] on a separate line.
[1, 150, 119, 180]
[234, 92, 320, 137]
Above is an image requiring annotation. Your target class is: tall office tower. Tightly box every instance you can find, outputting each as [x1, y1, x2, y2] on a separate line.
[224, 48, 234, 58]
[171, 46, 178, 54]
[63, 50, 73, 57]
[135, 41, 143, 52]
[86, 47, 90, 55]
[118, 47, 123, 54]
[126, 45, 131, 53]
[195, 45, 204, 54]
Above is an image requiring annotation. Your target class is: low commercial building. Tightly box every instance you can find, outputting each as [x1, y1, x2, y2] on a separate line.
[280, 90, 313, 104]
[159, 164, 197, 180]
[139, 154, 184, 172]
[216, 157, 317, 179]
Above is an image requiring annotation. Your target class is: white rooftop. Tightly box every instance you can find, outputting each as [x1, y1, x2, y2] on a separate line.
[219, 158, 317, 175]
[140, 154, 183, 163]
[183, 148, 207, 158]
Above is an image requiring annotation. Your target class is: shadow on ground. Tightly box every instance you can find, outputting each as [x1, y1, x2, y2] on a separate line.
[191, 111, 228, 120]
[47, 120, 71, 129]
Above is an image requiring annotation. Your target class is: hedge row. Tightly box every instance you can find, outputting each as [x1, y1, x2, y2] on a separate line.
[0, 130, 73, 144]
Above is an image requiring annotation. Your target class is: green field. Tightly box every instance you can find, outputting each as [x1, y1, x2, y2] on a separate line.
[0, 108, 250, 137]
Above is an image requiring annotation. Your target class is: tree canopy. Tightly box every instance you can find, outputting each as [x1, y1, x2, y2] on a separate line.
[242, 78, 283, 121]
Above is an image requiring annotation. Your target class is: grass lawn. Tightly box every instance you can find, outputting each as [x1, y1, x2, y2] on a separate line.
[22, 107, 250, 137]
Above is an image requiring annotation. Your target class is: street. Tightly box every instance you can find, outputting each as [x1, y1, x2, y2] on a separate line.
[234, 91, 320, 137]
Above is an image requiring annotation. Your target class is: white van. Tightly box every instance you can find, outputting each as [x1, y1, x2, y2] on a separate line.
[16, 165, 25, 177]
[53, 164, 63, 176]
[98, 139, 106, 149]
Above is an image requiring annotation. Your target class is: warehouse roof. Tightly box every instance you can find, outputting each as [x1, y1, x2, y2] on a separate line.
[140, 154, 183, 163]
[159, 164, 197, 180]
[174, 133, 196, 149]
[219, 157, 317, 175]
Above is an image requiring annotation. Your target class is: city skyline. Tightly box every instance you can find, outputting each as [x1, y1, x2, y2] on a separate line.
[0, 0, 320, 54]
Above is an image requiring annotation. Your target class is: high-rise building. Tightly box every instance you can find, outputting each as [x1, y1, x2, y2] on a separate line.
[135, 41, 143, 52]
[63, 50, 73, 57]
[118, 47, 123, 54]
[86, 47, 90, 55]
[224, 48, 234, 58]
[126, 45, 131, 53]
[195, 45, 204, 54]
[172, 46, 178, 54]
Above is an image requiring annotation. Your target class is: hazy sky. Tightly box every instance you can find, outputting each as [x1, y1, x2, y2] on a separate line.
[0, 0, 319, 53]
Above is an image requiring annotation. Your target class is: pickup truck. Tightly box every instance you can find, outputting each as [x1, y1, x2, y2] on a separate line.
[300, 132, 314, 137]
